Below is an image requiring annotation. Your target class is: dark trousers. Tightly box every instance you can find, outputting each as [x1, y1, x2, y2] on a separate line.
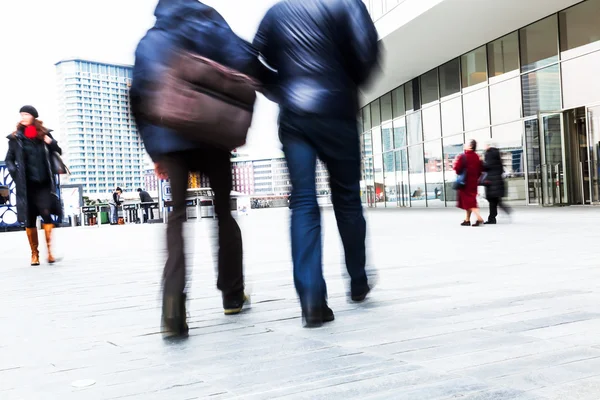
[142, 205, 154, 222]
[279, 111, 368, 309]
[488, 197, 511, 222]
[25, 181, 54, 228]
[162, 149, 243, 299]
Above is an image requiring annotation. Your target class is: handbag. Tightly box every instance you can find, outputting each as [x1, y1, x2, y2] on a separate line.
[141, 50, 258, 151]
[452, 154, 467, 190]
[51, 151, 70, 175]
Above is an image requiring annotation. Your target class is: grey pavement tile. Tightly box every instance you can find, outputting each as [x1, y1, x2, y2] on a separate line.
[482, 312, 600, 334]
[532, 375, 600, 400]
[457, 388, 548, 400]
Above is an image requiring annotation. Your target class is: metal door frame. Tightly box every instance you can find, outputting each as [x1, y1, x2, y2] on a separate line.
[537, 111, 566, 207]
[585, 103, 600, 205]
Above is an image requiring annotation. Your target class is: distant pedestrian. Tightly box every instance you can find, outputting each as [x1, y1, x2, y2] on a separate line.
[483, 144, 511, 224]
[454, 140, 485, 227]
[254, 0, 380, 327]
[137, 188, 154, 223]
[5, 106, 62, 266]
[109, 187, 122, 225]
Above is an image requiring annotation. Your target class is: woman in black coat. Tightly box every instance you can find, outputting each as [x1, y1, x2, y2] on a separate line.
[483, 144, 511, 224]
[5, 106, 62, 265]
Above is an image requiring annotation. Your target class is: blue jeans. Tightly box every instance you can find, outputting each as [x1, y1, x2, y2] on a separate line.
[279, 111, 368, 309]
[110, 204, 118, 224]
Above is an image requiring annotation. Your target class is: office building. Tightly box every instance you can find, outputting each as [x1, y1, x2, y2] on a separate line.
[361, 0, 600, 208]
[55, 59, 145, 196]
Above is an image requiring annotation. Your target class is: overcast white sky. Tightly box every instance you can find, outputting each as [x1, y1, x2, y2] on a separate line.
[0, 0, 282, 161]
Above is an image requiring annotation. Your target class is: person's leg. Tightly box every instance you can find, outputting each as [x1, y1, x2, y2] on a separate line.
[25, 193, 40, 266]
[316, 118, 368, 300]
[471, 208, 484, 225]
[161, 153, 191, 336]
[200, 149, 245, 314]
[499, 198, 512, 216]
[280, 116, 326, 324]
[488, 197, 498, 223]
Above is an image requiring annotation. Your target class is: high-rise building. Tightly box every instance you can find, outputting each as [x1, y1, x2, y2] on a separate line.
[360, 0, 600, 208]
[55, 59, 145, 196]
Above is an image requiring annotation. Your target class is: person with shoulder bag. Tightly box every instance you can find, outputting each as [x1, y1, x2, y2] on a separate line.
[130, 0, 273, 338]
[5, 106, 63, 266]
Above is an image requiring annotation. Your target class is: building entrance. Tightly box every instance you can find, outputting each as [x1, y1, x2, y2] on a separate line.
[526, 106, 600, 206]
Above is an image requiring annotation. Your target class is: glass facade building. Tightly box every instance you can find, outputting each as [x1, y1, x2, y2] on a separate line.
[55, 59, 145, 195]
[361, 0, 600, 208]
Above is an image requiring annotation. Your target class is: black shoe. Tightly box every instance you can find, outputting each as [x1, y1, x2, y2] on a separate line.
[461, 221, 471, 226]
[223, 292, 249, 315]
[351, 286, 371, 303]
[162, 293, 189, 338]
[472, 220, 484, 227]
[484, 220, 496, 225]
[303, 304, 335, 328]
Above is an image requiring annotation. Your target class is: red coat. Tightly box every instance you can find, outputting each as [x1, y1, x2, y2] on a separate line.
[454, 151, 483, 210]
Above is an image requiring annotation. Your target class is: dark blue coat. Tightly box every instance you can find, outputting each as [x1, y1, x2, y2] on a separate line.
[253, 0, 380, 119]
[130, 0, 268, 162]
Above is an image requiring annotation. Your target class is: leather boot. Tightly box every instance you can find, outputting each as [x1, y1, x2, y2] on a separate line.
[26, 228, 40, 266]
[42, 224, 56, 264]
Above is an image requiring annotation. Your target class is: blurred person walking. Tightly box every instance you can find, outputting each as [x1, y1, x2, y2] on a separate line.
[130, 0, 270, 338]
[483, 144, 511, 224]
[5, 106, 62, 265]
[454, 140, 485, 227]
[254, 0, 380, 327]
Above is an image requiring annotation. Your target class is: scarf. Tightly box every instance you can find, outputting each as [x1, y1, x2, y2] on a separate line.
[24, 125, 38, 139]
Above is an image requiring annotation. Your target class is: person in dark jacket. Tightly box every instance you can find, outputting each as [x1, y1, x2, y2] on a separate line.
[5, 106, 62, 266]
[483, 144, 511, 224]
[253, 0, 380, 327]
[137, 188, 154, 222]
[454, 140, 485, 227]
[130, 0, 270, 337]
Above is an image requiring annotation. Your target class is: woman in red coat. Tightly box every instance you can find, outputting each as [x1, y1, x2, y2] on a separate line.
[454, 139, 484, 226]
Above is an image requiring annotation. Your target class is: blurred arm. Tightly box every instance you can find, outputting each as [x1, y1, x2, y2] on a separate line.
[346, 0, 381, 86]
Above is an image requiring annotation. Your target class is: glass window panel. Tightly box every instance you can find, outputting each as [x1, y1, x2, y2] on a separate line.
[488, 32, 520, 78]
[420, 69, 439, 104]
[461, 46, 488, 88]
[373, 153, 384, 206]
[443, 134, 465, 177]
[395, 149, 409, 207]
[405, 79, 420, 112]
[559, 0, 600, 54]
[520, 15, 559, 72]
[422, 105, 442, 141]
[371, 99, 381, 127]
[406, 111, 422, 145]
[408, 144, 426, 207]
[439, 58, 461, 98]
[441, 97, 463, 136]
[463, 88, 490, 131]
[381, 92, 393, 123]
[490, 77, 522, 125]
[562, 50, 600, 109]
[521, 64, 561, 117]
[424, 140, 445, 207]
[363, 156, 375, 206]
[382, 123, 394, 152]
[363, 131, 373, 158]
[372, 126, 383, 154]
[362, 105, 371, 132]
[465, 128, 491, 157]
[393, 117, 407, 149]
[392, 86, 405, 117]
[491, 122, 526, 203]
[383, 152, 397, 208]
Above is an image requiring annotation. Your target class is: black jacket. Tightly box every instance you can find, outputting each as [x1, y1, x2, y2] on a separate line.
[5, 129, 62, 225]
[139, 190, 153, 203]
[483, 147, 506, 199]
[253, 0, 380, 119]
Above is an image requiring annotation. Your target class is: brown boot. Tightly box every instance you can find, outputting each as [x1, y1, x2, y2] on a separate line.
[26, 228, 40, 266]
[43, 224, 56, 264]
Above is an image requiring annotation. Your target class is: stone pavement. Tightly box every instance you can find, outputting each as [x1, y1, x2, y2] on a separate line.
[2, 206, 600, 399]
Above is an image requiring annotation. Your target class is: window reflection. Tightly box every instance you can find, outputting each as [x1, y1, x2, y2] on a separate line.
[521, 64, 561, 117]
[488, 32, 520, 79]
[363, 131, 373, 158]
[441, 97, 463, 136]
[461, 46, 488, 88]
[421, 68, 439, 105]
[559, 0, 600, 55]
[364, 156, 375, 207]
[382, 123, 394, 152]
[381, 92, 393, 123]
[443, 134, 464, 203]
[393, 117, 407, 149]
[363, 105, 371, 132]
[520, 15, 559, 72]
[439, 58, 461, 98]
[395, 149, 409, 207]
[371, 99, 381, 127]
[424, 140, 445, 207]
[383, 152, 397, 207]
[491, 122, 526, 203]
[524, 119, 541, 203]
[408, 144, 426, 207]
[373, 153, 384, 206]
[372, 126, 383, 155]
[392, 86, 405, 117]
